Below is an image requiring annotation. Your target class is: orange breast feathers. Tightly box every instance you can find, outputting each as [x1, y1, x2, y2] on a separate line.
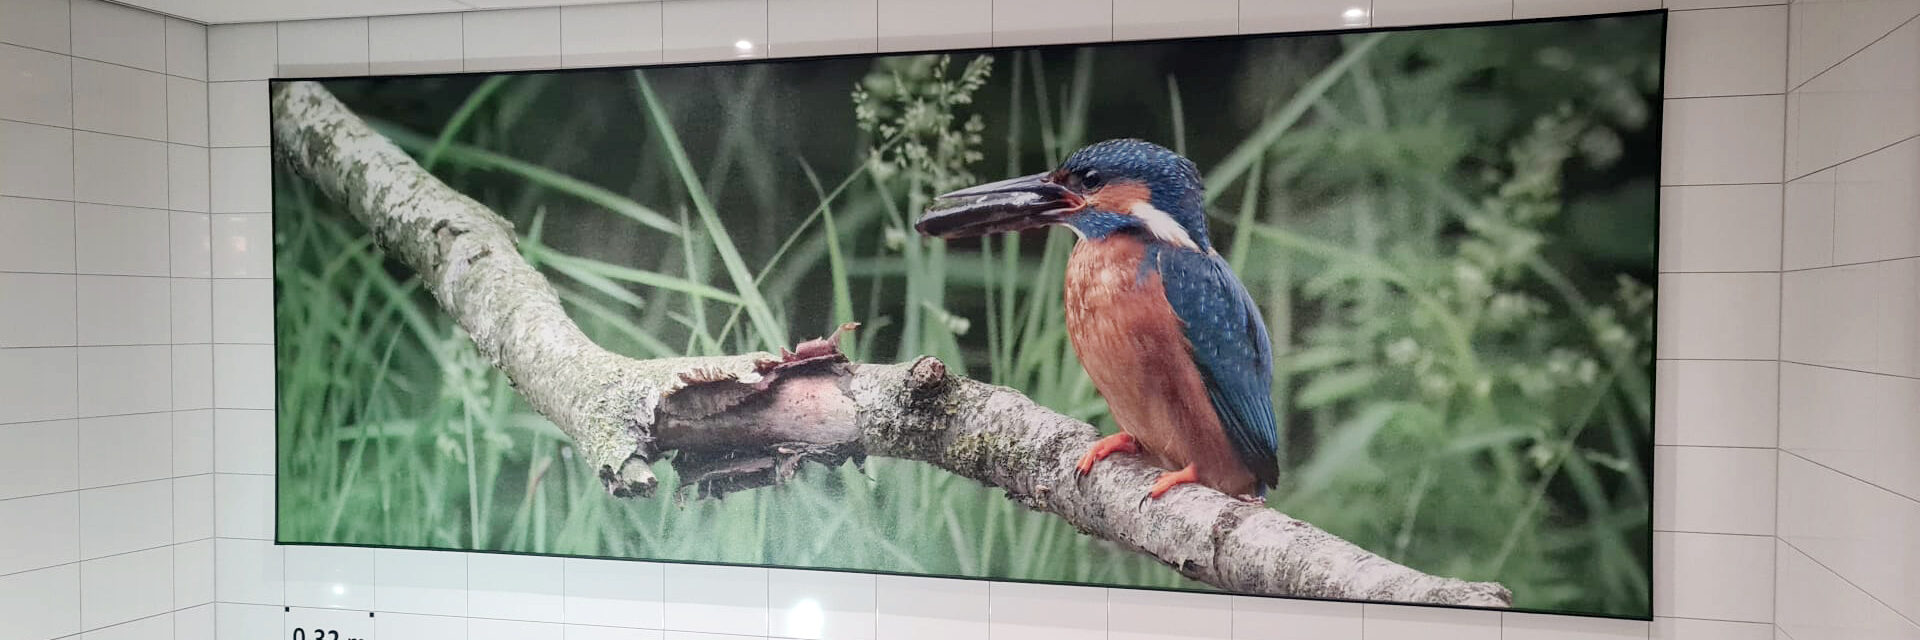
[1063, 236, 1261, 496]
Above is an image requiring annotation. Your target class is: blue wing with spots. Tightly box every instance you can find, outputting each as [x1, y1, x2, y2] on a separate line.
[1152, 247, 1280, 491]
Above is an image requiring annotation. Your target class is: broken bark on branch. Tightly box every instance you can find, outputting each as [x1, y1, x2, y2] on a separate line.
[270, 80, 1512, 608]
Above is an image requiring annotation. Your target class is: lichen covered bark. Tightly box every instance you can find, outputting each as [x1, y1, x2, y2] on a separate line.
[272, 80, 1510, 606]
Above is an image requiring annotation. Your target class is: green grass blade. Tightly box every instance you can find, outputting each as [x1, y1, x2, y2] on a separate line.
[424, 75, 511, 171]
[633, 71, 788, 351]
[1205, 32, 1387, 204]
[800, 161, 856, 327]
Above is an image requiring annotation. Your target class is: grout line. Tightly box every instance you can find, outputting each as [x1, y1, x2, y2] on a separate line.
[1779, 252, 1920, 273]
[1779, 358, 1920, 381]
[1785, 11, 1920, 94]
[1775, 537, 1920, 630]
[1785, 132, 1920, 185]
[1778, 449, 1920, 509]
[66, 1, 84, 628]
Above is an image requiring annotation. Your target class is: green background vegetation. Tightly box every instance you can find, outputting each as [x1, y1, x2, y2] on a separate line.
[275, 14, 1661, 618]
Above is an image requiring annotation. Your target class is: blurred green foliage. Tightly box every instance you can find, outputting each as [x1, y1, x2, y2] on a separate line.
[276, 14, 1660, 618]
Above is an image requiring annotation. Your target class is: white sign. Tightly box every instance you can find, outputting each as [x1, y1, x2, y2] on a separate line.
[284, 607, 374, 640]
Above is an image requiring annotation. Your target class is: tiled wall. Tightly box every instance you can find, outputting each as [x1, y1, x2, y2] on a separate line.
[0, 0, 1860, 638]
[0, 0, 218, 639]
[1774, 0, 1920, 637]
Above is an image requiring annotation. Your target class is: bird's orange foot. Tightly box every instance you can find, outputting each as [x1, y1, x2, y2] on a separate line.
[1075, 433, 1138, 475]
[1146, 465, 1201, 499]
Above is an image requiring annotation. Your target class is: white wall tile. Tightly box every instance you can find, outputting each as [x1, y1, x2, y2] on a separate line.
[769, 0, 877, 57]
[0, 419, 78, 500]
[1832, 136, 1920, 264]
[211, 149, 271, 214]
[0, 565, 81, 640]
[1781, 259, 1920, 377]
[568, 625, 664, 640]
[1230, 597, 1359, 640]
[172, 212, 211, 277]
[70, 0, 164, 72]
[1113, 0, 1236, 40]
[473, 619, 565, 640]
[0, 120, 75, 200]
[287, 545, 377, 610]
[1783, 168, 1837, 270]
[279, 18, 372, 77]
[1359, 604, 1499, 640]
[0, 273, 77, 347]
[213, 472, 274, 539]
[1663, 96, 1786, 185]
[377, 612, 469, 639]
[77, 276, 170, 345]
[1652, 531, 1774, 622]
[560, 3, 664, 68]
[75, 204, 169, 276]
[76, 345, 171, 417]
[166, 18, 208, 80]
[1656, 272, 1781, 360]
[1666, 0, 1785, 7]
[1241, 0, 1372, 32]
[1786, 19, 1919, 178]
[208, 23, 277, 82]
[212, 278, 273, 344]
[987, 582, 1105, 640]
[662, 0, 768, 63]
[469, 553, 566, 623]
[0, 0, 71, 54]
[878, 0, 989, 51]
[1514, 0, 1661, 19]
[176, 604, 216, 640]
[1787, 0, 1920, 89]
[1371, 0, 1511, 27]
[370, 13, 464, 76]
[1651, 617, 1775, 640]
[1664, 6, 1788, 99]
[173, 474, 212, 542]
[464, 8, 563, 71]
[78, 545, 170, 630]
[214, 409, 274, 475]
[168, 76, 210, 146]
[874, 575, 987, 640]
[215, 539, 284, 606]
[172, 410, 214, 475]
[216, 603, 285, 640]
[78, 480, 171, 558]
[1501, 613, 1649, 639]
[1108, 588, 1229, 640]
[768, 568, 874, 640]
[375, 548, 467, 616]
[1653, 445, 1777, 535]
[1778, 453, 1920, 621]
[0, 197, 76, 273]
[82, 611, 170, 640]
[1775, 540, 1920, 640]
[0, 43, 73, 127]
[991, 0, 1110, 47]
[213, 344, 275, 409]
[77, 412, 171, 487]
[170, 147, 212, 215]
[75, 132, 168, 209]
[0, 492, 79, 575]
[1660, 184, 1783, 273]
[210, 213, 272, 277]
[208, 81, 268, 149]
[72, 59, 167, 141]
[663, 563, 769, 635]
[563, 558, 664, 630]
[171, 278, 212, 343]
[1779, 362, 1920, 502]
[0, 350, 78, 424]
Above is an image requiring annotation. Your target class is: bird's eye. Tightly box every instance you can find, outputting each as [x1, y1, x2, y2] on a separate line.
[1080, 171, 1103, 189]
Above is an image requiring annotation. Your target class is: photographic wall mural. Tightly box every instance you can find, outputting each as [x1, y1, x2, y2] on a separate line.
[272, 11, 1664, 619]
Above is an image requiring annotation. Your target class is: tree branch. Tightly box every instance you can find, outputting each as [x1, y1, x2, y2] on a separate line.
[271, 80, 1512, 608]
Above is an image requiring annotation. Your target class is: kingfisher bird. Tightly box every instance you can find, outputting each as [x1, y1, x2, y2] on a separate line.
[915, 139, 1279, 500]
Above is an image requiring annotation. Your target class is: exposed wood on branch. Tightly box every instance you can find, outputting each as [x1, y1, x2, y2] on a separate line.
[270, 80, 1512, 608]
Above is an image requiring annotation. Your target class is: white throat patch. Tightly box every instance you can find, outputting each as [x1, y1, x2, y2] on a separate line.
[1129, 201, 1199, 250]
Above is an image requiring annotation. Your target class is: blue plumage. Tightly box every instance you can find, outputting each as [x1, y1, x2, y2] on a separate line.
[1152, 245, 1281, 491]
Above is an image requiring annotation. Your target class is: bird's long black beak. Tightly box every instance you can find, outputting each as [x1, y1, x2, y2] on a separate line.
[914, 172, 1084, 239]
